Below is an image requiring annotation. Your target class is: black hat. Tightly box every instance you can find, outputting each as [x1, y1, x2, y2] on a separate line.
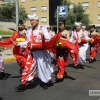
[18, 20, 24, 25]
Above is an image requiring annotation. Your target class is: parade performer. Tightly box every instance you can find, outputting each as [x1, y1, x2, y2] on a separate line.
[47, 25, 55, 38]
[55, 21, 79, 81]
[0, 20, 27, 70]
[89, 25, 99, 63]
[14, 14, 61, 91]
[70, 22, 91, 69]
[46, 25, 56, 61]
[0, 36, 8, 80]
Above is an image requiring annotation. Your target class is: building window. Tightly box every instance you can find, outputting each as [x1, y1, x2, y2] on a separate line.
[69, 4, 74, 9]
[41, 17, 47, 22]
[31, 7, 36, 12]
[98, 14, 100, 20]
[98, 1, 100, 7]
[82, 2, 89, 9]
[41, 6, 47, 11]
[21, 0, 25, 2]
[31, 0, 36, 1]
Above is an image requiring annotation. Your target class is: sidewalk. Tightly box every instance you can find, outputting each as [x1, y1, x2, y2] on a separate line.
[0, 49, 16, 63]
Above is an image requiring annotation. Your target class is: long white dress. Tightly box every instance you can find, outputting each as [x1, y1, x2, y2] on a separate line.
[18, 25, 53, 83]
[0, 36, 4, 73]
[70, 29, 90, 65]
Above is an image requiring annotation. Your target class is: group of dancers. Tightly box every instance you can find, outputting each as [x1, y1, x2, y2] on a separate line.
[0, 13, 99, 92]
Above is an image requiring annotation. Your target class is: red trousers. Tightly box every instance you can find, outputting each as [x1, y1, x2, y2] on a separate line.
[90, 47, 97, 59]
[69, 50, 79, 66]
[56, 48, 68, 79]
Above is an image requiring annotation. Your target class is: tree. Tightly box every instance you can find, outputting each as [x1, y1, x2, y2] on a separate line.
[55, 0, 90, 30]
[0, 2, 27, 22]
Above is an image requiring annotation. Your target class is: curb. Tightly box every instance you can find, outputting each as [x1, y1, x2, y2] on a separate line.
[4, 57, 16, 63]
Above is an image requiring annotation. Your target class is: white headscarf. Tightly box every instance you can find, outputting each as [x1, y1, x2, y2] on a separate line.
[47, 25, 50, 28]
[27, 14, 39, 20]
[82, 26, 86, 29]
[74, 22, 82, 26]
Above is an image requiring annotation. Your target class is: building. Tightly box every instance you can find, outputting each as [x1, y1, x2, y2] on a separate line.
[70, 0, 100, 30]
[0, 0, 4, 3]
[18, 0, 61, 28]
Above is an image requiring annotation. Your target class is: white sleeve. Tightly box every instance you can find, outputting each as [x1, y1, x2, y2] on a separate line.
[70, 33, 75, 43]
[42, 27, 51, 40]
[85, 31, 91, 41]
[17, 30, 29, 48]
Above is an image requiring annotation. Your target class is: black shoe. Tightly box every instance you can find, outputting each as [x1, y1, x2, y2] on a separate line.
[15, 84, 25, 92]
[55, 78, 64, 82]
[42, 83, 48, 90]
[1, 72, 8, 80]
[75, 65, 80, 69]
[80, 65, 84, 69]
[89, 58, 96, 63]
[64, 72, 67, 78]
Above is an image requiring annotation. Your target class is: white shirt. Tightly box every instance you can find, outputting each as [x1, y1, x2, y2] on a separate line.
[18, 25, 51, 48]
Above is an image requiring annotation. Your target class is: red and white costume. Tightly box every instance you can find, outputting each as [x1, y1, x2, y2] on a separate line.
[70, 28, 90, 65]
[89, 31, 99, 60]
[0, 36, 4, 73]
[18, 25, 54, 84]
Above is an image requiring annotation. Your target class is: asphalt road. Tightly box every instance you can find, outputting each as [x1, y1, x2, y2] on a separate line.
[0, 50, 100, 100]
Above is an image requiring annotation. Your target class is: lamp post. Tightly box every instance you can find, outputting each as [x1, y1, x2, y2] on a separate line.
[16, 0, 19, 30]
[63, 0, 64, 5]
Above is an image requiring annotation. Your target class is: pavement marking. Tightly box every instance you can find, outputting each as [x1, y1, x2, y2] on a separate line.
[4, 57, 16, 63]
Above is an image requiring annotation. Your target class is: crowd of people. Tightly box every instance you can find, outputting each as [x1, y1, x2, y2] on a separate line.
[0, 13, 100, 92]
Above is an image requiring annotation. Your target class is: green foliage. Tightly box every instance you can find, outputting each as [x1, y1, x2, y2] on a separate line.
[55, 1, 90, 30]
[0, 30, 13, 35]
[0, 2, 27, 21]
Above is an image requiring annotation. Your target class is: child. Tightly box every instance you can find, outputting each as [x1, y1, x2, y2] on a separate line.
[0, 36, 7, 80]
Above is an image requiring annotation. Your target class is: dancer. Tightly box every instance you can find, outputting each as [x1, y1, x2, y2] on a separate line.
[0, 36, 8, 80]
[0, 20, 27, 71]
[15, 14, 54, 91]
[55, 21, 79, 81]
[70, 22, 91, 69]
[89, 25, 99, 63]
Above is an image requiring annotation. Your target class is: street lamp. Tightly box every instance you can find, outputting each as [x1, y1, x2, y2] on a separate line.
[63, 0, 64, 5]
[15, 0, 19, 30]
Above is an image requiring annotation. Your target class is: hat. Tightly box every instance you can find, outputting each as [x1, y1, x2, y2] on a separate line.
[0, 36, 2, 39]
[27, 14, 39, 20]
[74, 22, 82, 26]
[47, 25, 50, 28]
[82, 26, 86, 29]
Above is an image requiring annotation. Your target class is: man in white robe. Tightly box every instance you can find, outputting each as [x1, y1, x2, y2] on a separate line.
[70, 22, 91, 69]
[15, 14, 53, 91]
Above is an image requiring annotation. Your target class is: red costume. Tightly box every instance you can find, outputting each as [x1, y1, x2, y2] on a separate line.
[89, 32, 98, 61]
[55, 39, 79, 79]
[0, 31, 27, 69]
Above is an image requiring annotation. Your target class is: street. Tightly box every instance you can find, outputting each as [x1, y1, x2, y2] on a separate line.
[0, 50, 100, 100]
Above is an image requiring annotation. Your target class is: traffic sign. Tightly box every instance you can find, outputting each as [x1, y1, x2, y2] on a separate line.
[58, 6, 68, 18]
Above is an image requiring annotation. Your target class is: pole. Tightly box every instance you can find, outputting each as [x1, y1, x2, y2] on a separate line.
[63, 0, 64, 5]
[16, 0, 19, 30]
[57, 6, 59, 32]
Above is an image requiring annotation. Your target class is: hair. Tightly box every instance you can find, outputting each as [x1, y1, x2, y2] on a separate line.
[90, 25, 95, 29]
[18, 20, 24, 25]
[59, 20, 66, 26]
[96, 30, 98, 32]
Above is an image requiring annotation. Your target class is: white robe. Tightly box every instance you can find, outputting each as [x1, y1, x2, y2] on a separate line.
[18, 25, 53, 83]
[70, 29, 90, 65]
[0, 53, 4, 73]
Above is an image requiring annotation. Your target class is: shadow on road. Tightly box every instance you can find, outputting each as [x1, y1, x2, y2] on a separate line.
[0, 97, 3, 100]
